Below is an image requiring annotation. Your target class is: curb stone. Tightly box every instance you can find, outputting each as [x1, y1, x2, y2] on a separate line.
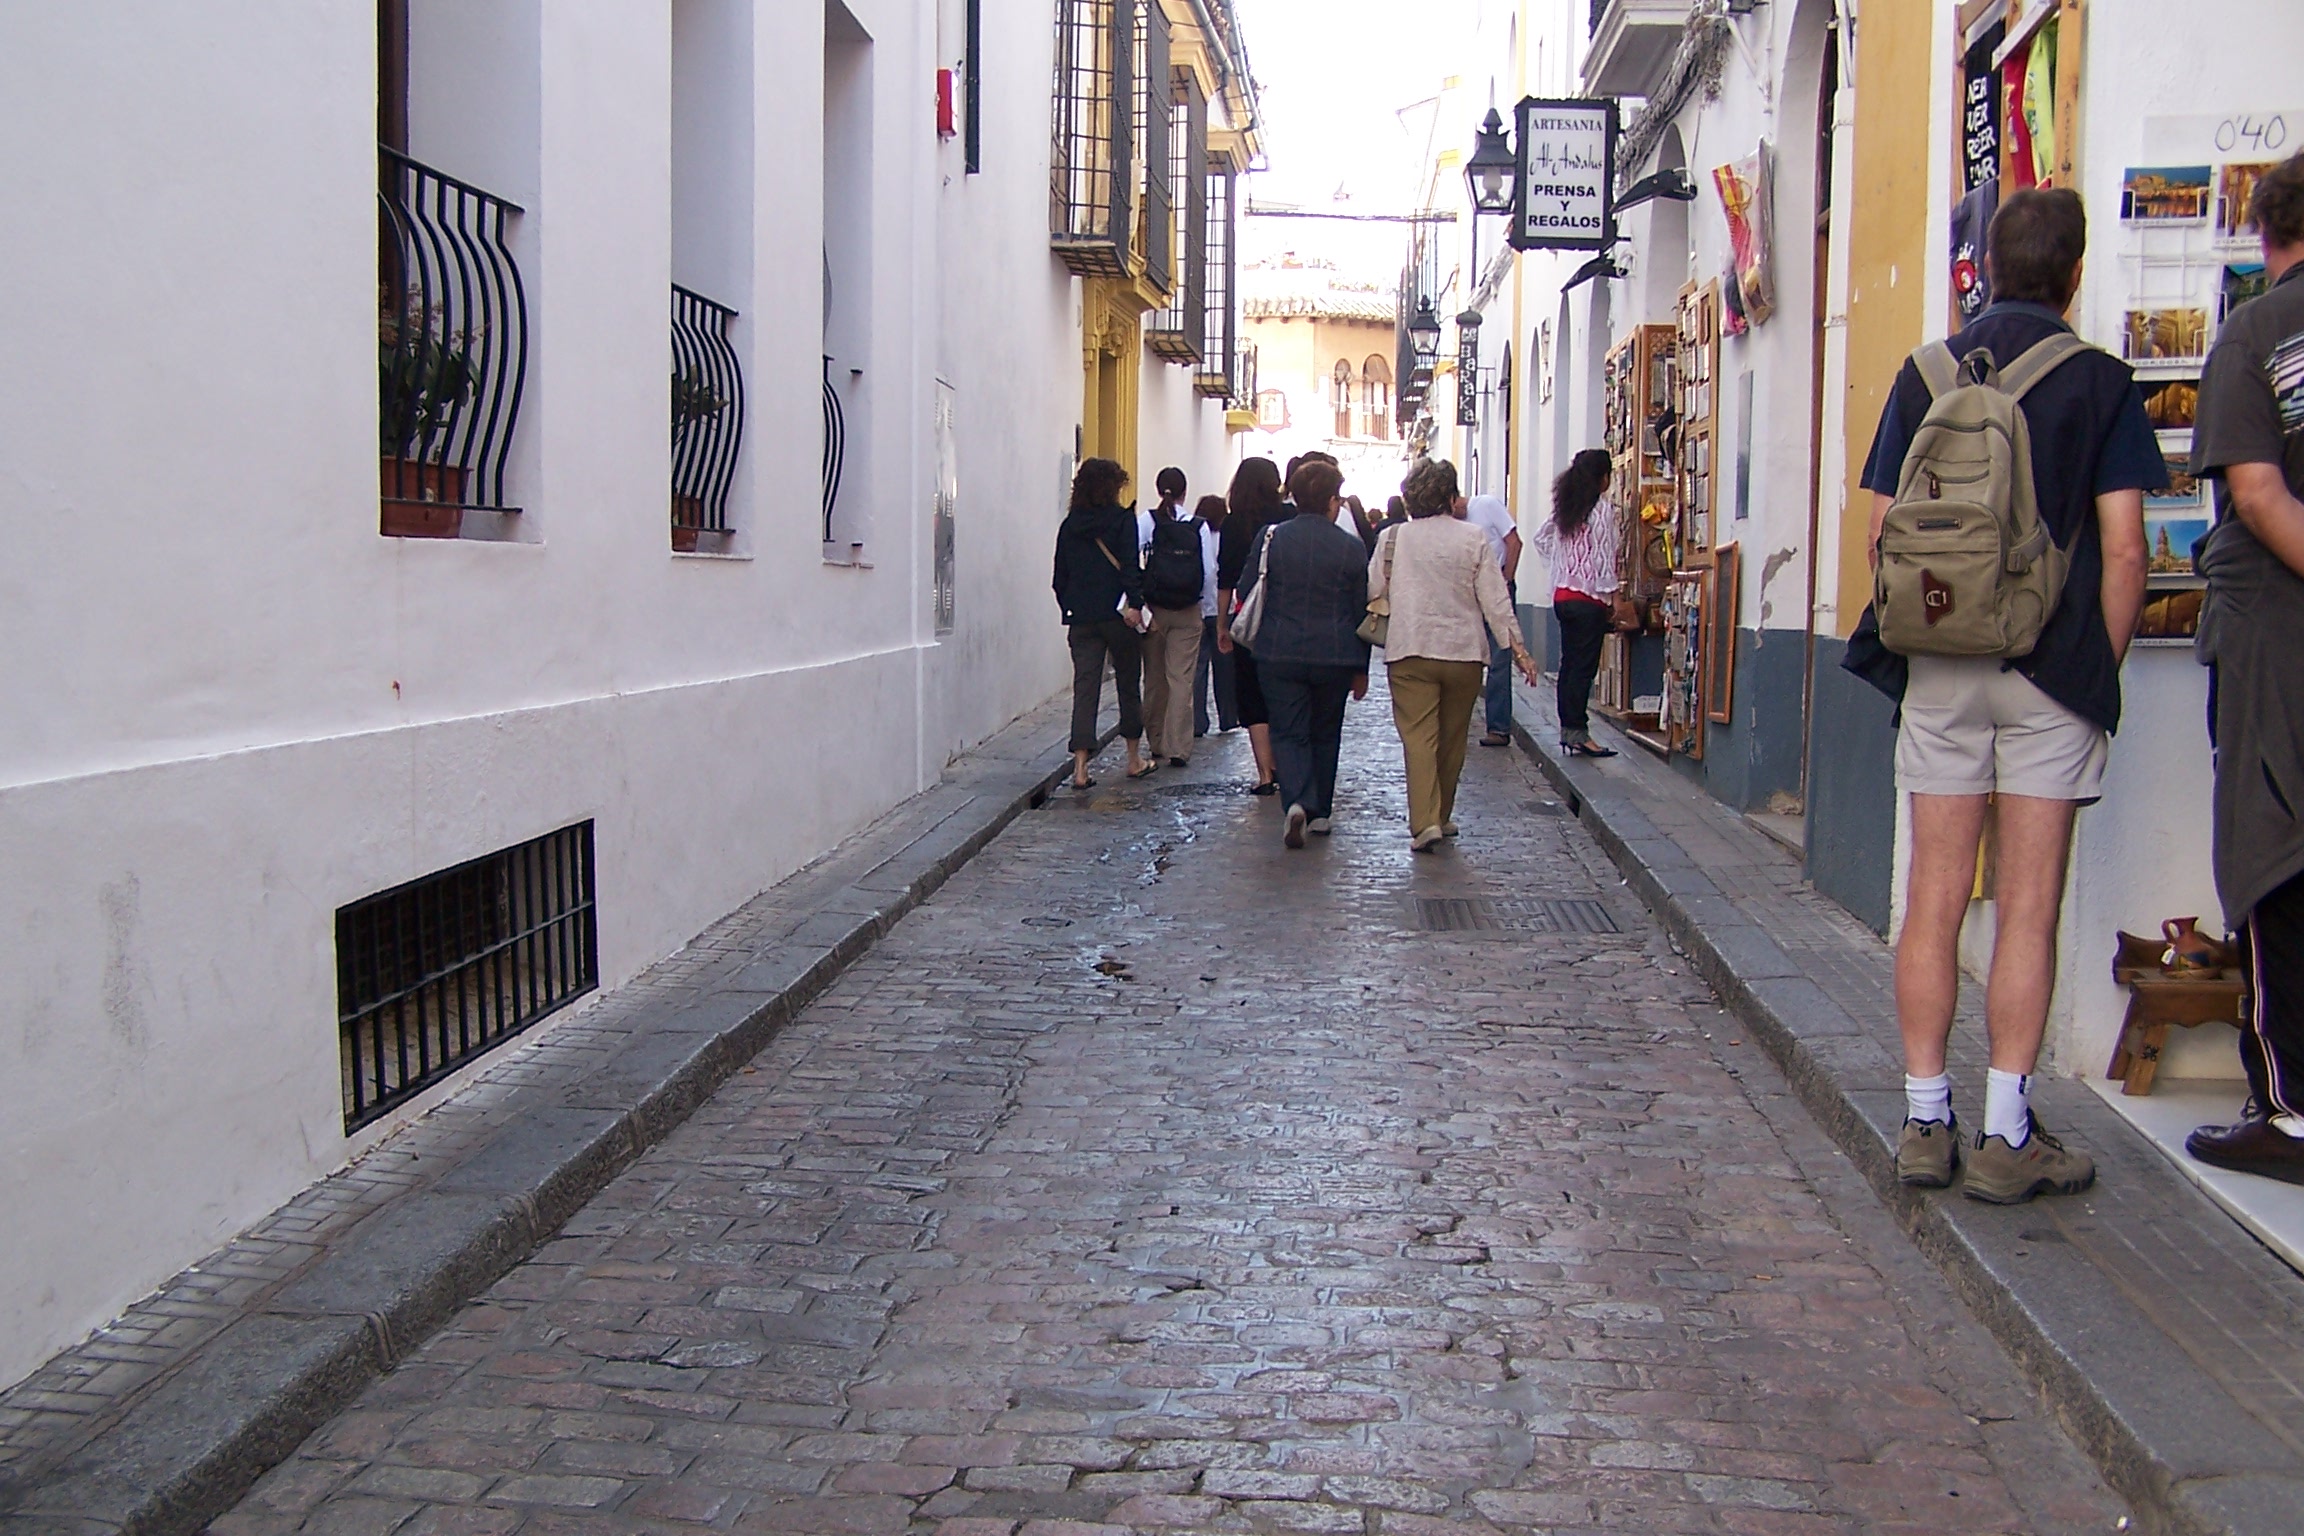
[1510, 702, 2304, 1536]
[0, 698, 1108, 1536]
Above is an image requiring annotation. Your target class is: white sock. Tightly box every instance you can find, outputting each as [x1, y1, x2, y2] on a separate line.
[1904, 1073, 1953, 1126]
[1984, 1068, 2032, 1146]
[2271, 1112, 2304, 1138]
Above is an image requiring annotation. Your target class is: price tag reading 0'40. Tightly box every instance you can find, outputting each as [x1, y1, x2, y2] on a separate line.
[1513, 97, 1617, 252]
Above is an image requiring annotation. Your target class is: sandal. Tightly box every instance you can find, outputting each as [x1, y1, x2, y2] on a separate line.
[1072, 777, 1098, 790]
[1127, 762, 1158, 780]
[1249, 780, 1280, 796]
[1562, 740, 1617, 759]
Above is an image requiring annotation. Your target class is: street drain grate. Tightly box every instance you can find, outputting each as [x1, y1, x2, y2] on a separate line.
[1410, 896, 1620, 935]
[1021, 915, 1074, 928]
[1157, 782, 1243, 798]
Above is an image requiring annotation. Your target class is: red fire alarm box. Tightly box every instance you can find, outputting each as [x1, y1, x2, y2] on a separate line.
[936, 68, 956, 139]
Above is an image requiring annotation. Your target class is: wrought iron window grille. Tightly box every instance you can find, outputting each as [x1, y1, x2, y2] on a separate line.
[1193, 152, 1237, 399]
[1135, 0, 1172, 291]
[670, 285, 744, 548]
[379, 147, 528, 537]
[1050, 0, 1136, 277]
[821, 355, 847, 544]
[337, 821, 597, 1132]
[1147, 69, 1207, 364]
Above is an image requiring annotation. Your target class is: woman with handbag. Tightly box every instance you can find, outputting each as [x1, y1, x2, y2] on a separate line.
[1531, 449, 1624, 759]
[1370, 458, 1539, 851]
[1052, 457, 1152, 789]
[1215, 457, 1288, 795]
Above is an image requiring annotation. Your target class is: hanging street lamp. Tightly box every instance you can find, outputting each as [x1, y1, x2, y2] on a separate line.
[1408, 296, 1442, 381]
[1464, 108, 1517, 218]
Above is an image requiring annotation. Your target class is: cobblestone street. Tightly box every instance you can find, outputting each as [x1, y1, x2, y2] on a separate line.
[212, 689, 2122, 1536]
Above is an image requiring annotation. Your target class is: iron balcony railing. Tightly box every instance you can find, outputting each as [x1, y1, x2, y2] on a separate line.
[378, 147, 528, 536]
[670, 285, 743, 547]
[821, 356, 846, 543]
[1147, 68, 1207, 363]
[1051, 0, 1136, 277]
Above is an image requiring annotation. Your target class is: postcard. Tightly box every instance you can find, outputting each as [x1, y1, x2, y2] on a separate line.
[2125, 307, 2210, 361]
[2224, 261, 2269, 319]
[2220, 161, 2277, 238]
[2122, 165, 2213, 221]
[2141, 378, 2198, 429]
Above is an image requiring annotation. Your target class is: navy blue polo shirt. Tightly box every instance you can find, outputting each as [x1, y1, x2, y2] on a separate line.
[1857, 301, 2168, 733]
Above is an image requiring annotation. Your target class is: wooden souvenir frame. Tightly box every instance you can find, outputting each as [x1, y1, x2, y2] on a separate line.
[1675, 282, 1721, 568]
[1706, 543, 1739, 724]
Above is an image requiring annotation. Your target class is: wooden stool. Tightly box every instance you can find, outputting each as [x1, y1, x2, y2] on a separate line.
[2106, 975, 2247, 1095]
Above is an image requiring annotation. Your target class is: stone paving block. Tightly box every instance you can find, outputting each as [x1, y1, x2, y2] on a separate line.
[182, 687, 2133, 1536]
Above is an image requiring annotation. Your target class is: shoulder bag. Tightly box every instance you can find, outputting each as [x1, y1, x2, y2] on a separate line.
[1356, 524, 1397, 647]
[1228, 525, 1277, 647]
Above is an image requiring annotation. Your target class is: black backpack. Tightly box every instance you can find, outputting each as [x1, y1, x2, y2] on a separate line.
[1144, 515, 1205, 610]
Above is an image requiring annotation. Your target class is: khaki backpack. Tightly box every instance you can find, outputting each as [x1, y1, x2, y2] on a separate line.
[1874, 333, 2090, 659]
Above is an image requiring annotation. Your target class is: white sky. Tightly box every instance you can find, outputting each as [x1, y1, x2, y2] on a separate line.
[1232, 0, 1493, 214]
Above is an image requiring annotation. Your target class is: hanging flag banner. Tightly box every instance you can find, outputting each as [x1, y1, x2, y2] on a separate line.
[1512, 97, 1617, 252]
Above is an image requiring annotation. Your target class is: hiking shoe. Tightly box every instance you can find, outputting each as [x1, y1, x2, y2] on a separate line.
[1963, 1114, 2094, 1204]
[1896, 1116, 1961, 1188]
[1284, 804, 1308, 849]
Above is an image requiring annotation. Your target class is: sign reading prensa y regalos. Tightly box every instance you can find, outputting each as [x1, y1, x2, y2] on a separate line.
[1511, 97, 1618, 252]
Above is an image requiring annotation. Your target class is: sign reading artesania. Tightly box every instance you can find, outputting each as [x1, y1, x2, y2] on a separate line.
[1511, 97, 1617, 252]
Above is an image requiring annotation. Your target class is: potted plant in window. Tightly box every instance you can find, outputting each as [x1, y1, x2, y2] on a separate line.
[669, 365, 726, 551]
[380, 290, 477, 538]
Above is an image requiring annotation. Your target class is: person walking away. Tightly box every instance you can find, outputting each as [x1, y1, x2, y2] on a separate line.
[1217, 457, 1287, 794]
[1845, 188, 2161, 1202]
[1052, 457, 1153, 788]
[1462, 492, 1525, 746]
[1248, 460, 1371, 848]
[1192, 494, 1237, 737]
[1140, 470, 1206, 767]
[1343, 494, 1380, 554]
[1138, 467, 1178, 563]
[2183, 153, 2304, 1185]
[1533, 449, 1623, 758]
[1375, 458, 1539, 851]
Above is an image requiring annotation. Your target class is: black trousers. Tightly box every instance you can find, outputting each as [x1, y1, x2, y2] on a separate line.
[1196, 615, 1238, 734]
[2241, 868, 2304, 1120]
[1068, 619, 1142, 753]
[1554, 597, 1611, 738]
[1260, 660, 1356, 818]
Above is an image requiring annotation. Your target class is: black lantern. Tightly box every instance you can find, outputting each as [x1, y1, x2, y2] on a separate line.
[1408, 296, 1442, 378]
[1465, 107, 1517, 217]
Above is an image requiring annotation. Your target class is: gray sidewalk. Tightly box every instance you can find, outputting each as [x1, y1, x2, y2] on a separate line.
[1509, 678, 2304, 1536]
[0, 691, 1099, 1536]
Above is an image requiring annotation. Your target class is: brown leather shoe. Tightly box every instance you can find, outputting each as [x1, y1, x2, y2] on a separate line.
[2187, 1115, 2304, 1185]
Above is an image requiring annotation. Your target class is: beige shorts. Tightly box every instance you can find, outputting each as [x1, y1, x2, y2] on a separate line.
[1896, 655, 2108, 802]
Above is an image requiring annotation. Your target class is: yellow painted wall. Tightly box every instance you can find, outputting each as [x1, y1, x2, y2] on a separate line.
[1834, 2, 1935, 637]
[1239, 314, 1396, 433]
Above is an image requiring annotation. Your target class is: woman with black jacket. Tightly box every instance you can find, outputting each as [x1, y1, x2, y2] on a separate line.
[1215, 456, 1287, 794]
[1052, 457, 1152, 788]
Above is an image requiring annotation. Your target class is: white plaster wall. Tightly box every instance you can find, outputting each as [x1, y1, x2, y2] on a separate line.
[0, 0, 1191, 1390]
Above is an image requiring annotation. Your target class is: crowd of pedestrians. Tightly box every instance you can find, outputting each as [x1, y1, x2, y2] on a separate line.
[1047, 153, 2304, 1209]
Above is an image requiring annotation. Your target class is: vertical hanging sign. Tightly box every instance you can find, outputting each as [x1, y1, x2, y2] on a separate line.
[1511, 97, 1617, 252]
[1456, 323, 1481, 427]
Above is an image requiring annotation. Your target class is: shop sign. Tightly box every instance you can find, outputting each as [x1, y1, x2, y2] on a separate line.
[1456, 327, 1480, 427]
[1511, 97, 1617, 252]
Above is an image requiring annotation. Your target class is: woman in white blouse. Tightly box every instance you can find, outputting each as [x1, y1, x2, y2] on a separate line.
[1368, 459, 1539, 851]
[1530, 449, 1623, 759]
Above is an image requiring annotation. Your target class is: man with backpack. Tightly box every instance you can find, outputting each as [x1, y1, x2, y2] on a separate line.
[1141, 467, 1210, 767]
[1848, 188, 2163, 1203]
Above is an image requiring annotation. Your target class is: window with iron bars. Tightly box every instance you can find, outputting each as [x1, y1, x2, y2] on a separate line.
[1134, 0, 1172, 291]
[336, 822, 598, 1131]
[1194, 151, 1237, 399]
[1050, 0, 1135, 277]
[1147, 69, 1207, 364]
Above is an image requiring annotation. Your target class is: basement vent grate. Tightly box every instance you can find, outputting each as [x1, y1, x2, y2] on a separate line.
[1410, 896, 1621, 935]
[336, 821, 598, 1131]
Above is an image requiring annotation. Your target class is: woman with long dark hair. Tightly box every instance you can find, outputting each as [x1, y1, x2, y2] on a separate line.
[1216, 457, 1287, 794]
[1533, 448, 1622, 759]
[1052, 457, 1152, 788]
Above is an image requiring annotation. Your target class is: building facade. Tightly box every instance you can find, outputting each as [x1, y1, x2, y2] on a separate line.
[0, 0, 1253, 1393]
[1236, 251, 1403, 502]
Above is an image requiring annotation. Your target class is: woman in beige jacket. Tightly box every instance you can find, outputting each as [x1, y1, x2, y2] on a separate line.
[1369, 459, 1539, 850]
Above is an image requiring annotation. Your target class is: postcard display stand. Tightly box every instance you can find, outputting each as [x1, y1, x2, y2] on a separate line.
[2117, 118, 2296, 643]
[1596, 324, 1679, 735]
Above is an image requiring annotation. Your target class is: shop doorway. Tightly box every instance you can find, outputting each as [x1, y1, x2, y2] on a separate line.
[1793, 0, 1839, 804]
